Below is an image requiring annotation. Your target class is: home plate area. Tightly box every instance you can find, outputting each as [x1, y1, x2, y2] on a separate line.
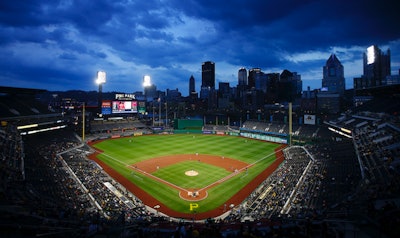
[180, 189, 208, 201]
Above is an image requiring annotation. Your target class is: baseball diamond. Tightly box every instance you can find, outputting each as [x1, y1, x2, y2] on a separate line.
[89, 134, 285, 220]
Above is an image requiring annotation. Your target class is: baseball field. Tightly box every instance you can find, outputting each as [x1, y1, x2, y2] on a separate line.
[89, 134, 284, 219]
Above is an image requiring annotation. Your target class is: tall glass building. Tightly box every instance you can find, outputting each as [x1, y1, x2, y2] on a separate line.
[363, 45, 391, 87]
[201, 61, 215, 88]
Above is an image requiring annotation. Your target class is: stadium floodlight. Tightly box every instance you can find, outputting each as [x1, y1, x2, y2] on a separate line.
[143, 75, 151, 87]
[95, 71, 106, 117]
[96, 71, 107, 85]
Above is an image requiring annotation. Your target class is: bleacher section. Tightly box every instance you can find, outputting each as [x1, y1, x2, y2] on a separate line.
[88, 119, 152, 140]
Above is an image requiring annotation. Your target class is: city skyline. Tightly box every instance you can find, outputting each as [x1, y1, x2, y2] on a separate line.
[0, 0, 400, 96]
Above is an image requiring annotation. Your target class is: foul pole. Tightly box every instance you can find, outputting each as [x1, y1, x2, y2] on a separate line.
[288, 102, 292, 146]
[82, 102, 85, 142]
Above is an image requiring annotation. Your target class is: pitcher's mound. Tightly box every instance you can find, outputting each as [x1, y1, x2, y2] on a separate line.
[185, 170, 199, 176]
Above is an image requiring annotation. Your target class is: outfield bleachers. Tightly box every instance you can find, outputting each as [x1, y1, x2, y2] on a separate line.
[90, 118, 147, 133]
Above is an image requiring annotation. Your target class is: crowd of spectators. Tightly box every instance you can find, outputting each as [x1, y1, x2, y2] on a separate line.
[0, 124, 25, 188]
[241, 120, 321, 139]
[344, 112, 400, 237]
[238, 146, 313, 220]
[233, 113, 399, 237]
[1, 125, 90, 236]
[60, 149, 149, 224]
[1, 108, 399, 237]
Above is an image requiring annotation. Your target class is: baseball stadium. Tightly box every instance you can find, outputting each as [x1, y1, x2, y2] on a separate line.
[1, 86, 400, 238]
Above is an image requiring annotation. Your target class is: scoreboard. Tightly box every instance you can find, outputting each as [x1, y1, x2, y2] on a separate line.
[112, 100, 137, 113]
[101, 100, 139, 115]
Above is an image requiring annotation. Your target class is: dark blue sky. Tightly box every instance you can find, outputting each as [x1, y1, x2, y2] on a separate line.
[1, 0, 399, 95]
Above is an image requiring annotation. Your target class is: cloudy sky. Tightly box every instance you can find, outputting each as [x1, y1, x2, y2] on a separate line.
[0, 0, 399, 95]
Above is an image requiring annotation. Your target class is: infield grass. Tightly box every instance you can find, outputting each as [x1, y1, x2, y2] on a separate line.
[153, 160, 231, 188]
[92, 134, 281, 215]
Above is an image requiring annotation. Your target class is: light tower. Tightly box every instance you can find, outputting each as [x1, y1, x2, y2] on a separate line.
[96, 71, 106, 115]
[143, 75, 153, 125]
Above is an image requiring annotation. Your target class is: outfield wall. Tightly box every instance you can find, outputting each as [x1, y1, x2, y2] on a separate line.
[174, 119, 203, 130]
[240, 131, 288, 144]
[173, 129, 203, 134]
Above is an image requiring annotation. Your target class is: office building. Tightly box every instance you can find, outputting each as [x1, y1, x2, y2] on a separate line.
[248, 68, 261, 89]
[201, 61, 215, 88]
[200, 61, 215, 100]
[189, 75, 196, 95]
[238, 68, 247, 86]
[362, 45, 391, 88]
[278, 70, 302, 102]
[322, 54, 345, 95]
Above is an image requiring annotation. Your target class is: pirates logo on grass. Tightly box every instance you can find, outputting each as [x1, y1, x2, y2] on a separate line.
[189, 203, 199, 211]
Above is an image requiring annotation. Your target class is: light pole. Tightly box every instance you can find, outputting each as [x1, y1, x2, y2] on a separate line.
[165, 102, 168, 127]
[152, 105, 155, 127]
[143, 75, 152, 125]
[96, 71, 106, 116]
[158, 98, 161, 126]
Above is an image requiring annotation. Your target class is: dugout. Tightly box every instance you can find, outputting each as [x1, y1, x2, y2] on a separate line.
[173, 119, 203, 133]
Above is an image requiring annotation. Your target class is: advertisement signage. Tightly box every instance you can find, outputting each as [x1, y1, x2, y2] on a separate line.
[101, 100, 112, 115]
[304, 114, 316, 125]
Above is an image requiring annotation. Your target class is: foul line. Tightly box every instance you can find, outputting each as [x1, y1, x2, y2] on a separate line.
[128, 164, 192, 193]
[197, 149, 281, 193]
[93, 148, 191, 193]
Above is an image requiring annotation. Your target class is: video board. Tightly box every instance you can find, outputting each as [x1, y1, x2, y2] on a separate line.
[112, 100, 138, 113]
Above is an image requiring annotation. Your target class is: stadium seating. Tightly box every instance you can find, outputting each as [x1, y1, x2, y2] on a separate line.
[1, 97, 400, 237]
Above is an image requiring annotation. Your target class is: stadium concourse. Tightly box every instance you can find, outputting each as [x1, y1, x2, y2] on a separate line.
[0, 90, 399, 237]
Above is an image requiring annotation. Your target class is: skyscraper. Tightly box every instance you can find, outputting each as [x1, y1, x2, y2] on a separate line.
[201, 61, 215, 88]
[279, 70, 302, 102]
[238, 68, 247, 86]
[322, 54, 345, 95]
[248, 68, 261, 89]
[363, 45, 391, 87]
[237, 68, 247, 104]
[200, 61, 215, 99]
[189, 75, 195, 95]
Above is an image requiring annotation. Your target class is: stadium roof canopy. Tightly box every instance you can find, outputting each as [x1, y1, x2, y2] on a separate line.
[0, 86, 47, 96]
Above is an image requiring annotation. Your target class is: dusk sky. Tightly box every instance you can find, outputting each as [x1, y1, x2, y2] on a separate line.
[1, 0, 399, 96]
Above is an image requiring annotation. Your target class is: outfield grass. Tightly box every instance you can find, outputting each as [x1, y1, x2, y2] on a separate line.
[93, 134, 280, 215]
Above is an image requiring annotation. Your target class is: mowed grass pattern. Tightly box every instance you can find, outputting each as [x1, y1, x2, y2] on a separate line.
[93, 134, 281, 214]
